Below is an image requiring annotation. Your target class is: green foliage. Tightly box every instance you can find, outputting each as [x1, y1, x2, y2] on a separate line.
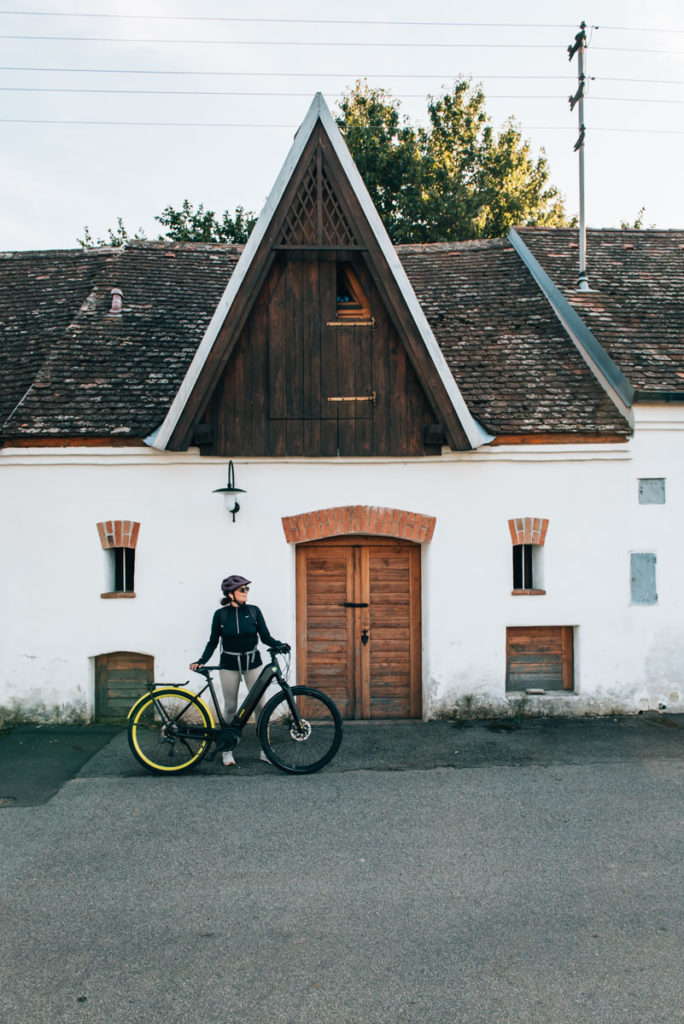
[0, 698, 90, 734]
[77, 216, 147, 249]
[155, 200, 258, 243]
[78, 80, 572, 248]
[78, 202, 257, 248]
[336, 80, 570, 243]
[620, 206, 647, 230]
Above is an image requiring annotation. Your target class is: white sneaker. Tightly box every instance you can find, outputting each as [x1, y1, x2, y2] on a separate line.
[221, 751, 236, 767]
[259, 749, 271, 764]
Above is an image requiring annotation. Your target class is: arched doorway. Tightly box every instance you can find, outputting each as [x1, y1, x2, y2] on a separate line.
[296, 537, 422, 719]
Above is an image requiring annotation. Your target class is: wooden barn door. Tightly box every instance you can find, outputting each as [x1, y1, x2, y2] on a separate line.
[95, 651, 154, 719]
[296, 538, 421, 719]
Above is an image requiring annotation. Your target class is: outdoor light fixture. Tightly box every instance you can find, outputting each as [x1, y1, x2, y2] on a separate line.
[213, 460, 245, 522]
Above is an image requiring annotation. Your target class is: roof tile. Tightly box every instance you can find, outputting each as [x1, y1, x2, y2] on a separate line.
[5, 229, 680, 442]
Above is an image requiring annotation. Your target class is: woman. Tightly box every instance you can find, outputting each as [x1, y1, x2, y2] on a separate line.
[190, 574, 289, 766]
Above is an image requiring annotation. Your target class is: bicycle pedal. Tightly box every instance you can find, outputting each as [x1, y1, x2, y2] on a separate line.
[216, 731, 240, 753]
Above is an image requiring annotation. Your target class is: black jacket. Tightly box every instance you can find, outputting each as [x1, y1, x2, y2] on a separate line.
[198, 604, 281, 671]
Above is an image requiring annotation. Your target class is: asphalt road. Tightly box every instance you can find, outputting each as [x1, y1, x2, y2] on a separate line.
[0, 715, 682, 1024]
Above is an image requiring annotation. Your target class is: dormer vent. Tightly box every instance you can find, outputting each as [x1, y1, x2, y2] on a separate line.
[110, 288, 123, 314]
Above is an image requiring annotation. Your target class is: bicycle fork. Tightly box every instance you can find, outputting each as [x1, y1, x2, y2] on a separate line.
[234, 664, 305, 732]
[279, 681, 306, 731]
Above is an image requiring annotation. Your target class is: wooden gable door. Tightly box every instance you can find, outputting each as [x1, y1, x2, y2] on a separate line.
[296, 538, 421, 719]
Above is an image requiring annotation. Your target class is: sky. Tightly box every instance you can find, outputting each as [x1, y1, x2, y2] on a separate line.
[1, 0, 683, 251]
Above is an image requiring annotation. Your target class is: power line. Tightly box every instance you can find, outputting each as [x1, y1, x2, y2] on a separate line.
[0, 34, 573, 48]
[2, 34, 682, 55]
[0, 12, 577, 29]
[2, 117, 682, 134]
[2, 12, 683, 34]
[1, 66, 681, 86]
[2, 86, 683, 104]
[2, 87, 566, 98]
[0, 66, 571, 79]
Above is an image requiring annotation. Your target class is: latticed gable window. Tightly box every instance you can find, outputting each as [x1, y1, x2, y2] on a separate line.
[277, 149, 360, 249]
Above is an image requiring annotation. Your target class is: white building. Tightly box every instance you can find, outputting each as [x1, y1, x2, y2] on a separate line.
[2, 95, 683, 721]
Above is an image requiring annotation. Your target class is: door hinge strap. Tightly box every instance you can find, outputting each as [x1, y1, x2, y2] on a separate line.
[341, 602, 369, 608]
[327, 391, 376, 405]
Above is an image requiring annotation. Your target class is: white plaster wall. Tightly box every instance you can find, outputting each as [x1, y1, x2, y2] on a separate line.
[1, 421, 682, 718]
[621, 406, 684, 711]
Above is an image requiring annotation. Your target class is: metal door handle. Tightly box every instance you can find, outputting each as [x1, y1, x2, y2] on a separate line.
[361, 628, 369, 645]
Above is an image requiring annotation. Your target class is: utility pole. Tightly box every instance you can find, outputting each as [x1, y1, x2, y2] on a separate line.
[568, 21, 589, 291]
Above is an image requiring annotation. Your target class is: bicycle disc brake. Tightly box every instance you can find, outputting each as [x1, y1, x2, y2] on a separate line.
[290, 719, 312, 742]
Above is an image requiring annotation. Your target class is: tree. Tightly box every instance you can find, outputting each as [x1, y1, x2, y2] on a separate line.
[155, 200, 257, 243]
[336, 81, 570, 243]
[620, 207, 647, 230]
[78, 202, 257, 249]
[77, 217, 147, 249]
[79, 81, 571, 249]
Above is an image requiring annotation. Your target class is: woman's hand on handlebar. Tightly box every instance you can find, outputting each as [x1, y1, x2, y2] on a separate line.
[189, 662, 203, 672]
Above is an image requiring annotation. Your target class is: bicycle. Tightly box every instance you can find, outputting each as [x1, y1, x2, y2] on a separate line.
[127, 645, 343, 776]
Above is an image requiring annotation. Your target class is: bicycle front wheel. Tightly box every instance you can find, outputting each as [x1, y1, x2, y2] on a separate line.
[128, 688, 212, 774]
[258, 686, 342, 774]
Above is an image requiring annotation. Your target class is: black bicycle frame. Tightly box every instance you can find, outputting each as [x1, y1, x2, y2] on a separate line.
[181, 655, 302, 747]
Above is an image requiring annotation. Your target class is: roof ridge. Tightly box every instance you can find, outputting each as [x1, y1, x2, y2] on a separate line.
[119, 239, 245, 252]
[395, 238, 510, 253]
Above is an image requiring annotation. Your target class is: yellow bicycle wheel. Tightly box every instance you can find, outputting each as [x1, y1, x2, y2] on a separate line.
[128, 688, 213, 774]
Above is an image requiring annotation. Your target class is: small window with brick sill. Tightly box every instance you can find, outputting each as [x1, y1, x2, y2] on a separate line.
[512, 544, 545, 595]
[508, 518, 548, 596]
[97, 520, 140, 599]
[103, 547, 135, 598]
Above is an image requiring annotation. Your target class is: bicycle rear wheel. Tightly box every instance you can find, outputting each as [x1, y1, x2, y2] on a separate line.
[128, 688, 212, 774]
[258, 686, 342, 774]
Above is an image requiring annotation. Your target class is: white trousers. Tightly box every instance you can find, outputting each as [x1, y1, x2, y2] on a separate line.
[219, 666, 266, 723]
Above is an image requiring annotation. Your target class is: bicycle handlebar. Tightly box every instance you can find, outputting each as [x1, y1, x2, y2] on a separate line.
[192, 646, 290, 674]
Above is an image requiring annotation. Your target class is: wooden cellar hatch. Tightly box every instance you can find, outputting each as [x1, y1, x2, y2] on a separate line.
[505, 627, 574, 692]
[95, 651, 153, 719]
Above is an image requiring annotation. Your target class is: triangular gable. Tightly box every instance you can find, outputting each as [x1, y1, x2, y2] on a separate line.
[149, 93, 491, 452]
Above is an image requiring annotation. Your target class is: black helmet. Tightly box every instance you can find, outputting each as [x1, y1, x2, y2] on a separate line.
[221, 574, 251, 595]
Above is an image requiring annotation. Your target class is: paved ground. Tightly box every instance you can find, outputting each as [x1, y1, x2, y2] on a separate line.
[0, 714, 682, 1024]
[1, 712, 683, 804]
[0, 726, 120, 807]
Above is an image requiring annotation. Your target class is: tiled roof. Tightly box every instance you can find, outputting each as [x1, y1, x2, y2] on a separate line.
[516, 228, 684, 397]
[0, 242, 241, 438]
[5, 229, 680, 442]
[398, 238, 629, 436]
[0, 248, 110, 428]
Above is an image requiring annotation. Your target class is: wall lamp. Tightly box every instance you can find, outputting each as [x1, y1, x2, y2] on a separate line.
[213, 461, 246, 522]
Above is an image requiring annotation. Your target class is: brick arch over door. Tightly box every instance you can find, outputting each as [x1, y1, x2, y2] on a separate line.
[281, 506, 436, 545]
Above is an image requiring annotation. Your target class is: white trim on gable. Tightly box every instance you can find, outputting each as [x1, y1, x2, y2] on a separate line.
[147, 93, 491, 451]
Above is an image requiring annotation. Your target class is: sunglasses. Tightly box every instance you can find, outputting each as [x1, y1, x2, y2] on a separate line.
[235, 586, 250, 593]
